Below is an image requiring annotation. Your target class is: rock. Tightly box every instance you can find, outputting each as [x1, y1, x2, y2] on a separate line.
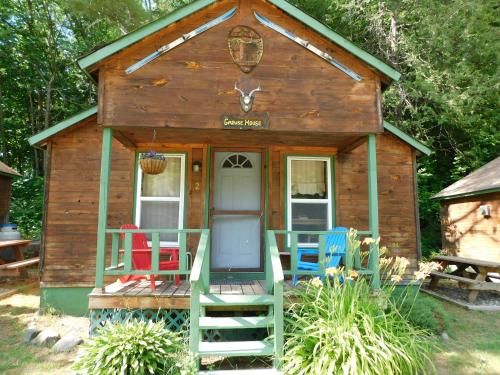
[52, 334, 83, 353]
[31, 328, 60, 347]
[24, 326, 41, 343]
[441, 331, 450, 340]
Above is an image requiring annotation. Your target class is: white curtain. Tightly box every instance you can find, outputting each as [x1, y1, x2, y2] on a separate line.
[291, 160, 326, 197]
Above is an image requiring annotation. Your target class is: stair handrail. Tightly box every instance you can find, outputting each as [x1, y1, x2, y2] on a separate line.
[189, 229, 210, 360]
[265, 230, 284, 368]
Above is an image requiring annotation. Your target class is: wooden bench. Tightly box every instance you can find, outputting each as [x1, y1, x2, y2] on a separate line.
[0, 239, 34, 278]
[429, 256, 500, 303]
[0, 257, 39, 277]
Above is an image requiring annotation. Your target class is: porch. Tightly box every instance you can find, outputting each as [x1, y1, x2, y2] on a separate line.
[92, 127, 383, 366]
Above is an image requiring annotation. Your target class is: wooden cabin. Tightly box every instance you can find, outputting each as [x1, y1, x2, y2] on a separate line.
[0, 161, 21, 225]
[434, 156, 500, 262]
[29, 0, 431, 366]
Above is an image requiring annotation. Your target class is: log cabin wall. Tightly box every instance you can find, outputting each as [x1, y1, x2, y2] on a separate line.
[0, 176, 12, 224]
[42, 119, 135, 287]
[440, 192, 500, 262]
[95, 0, 384, 134]
[336, 134, 419, 271]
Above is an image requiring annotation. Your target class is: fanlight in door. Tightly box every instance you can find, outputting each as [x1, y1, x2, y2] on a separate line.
[222, 154, 253, 169]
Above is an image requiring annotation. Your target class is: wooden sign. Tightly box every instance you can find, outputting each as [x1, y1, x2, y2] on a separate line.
[222, 114, 269, 130]
[228, 26, 263, 73]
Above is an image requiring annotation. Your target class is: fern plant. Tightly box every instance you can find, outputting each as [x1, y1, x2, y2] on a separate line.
[73, 320, 194, 375]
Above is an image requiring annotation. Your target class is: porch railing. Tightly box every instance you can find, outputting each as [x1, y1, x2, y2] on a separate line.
[188, 229, 210, 357]
[266, 230, 380, 287]
[265, 230, 284, 366]
[95, 228, 207, 287]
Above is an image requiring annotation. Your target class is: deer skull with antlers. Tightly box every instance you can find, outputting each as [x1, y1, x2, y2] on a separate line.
[234, 83, 261, 113]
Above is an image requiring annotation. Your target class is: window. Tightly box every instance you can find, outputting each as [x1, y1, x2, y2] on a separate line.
[135, 154, 185, 246]
[222, 154, 253, 169]
[287, 156, 333, 246]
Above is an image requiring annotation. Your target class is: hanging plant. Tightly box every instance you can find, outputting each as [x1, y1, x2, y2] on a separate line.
[140, 130, 167, 175]
[140, 151, 167, 175]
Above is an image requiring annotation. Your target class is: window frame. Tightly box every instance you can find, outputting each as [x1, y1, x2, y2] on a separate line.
[134, 153, 186, 247]
[286, 155, 333, 248]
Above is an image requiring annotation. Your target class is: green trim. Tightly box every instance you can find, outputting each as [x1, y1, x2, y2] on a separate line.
[264, 147, 270, 231]
[132, 153, 139, 223]
[268, 0, 401, 81]
[384, 121, 431, 156]
[95, 128, 113, 289]
[204, 146, 211, 228]
[433, 187, 500, 201]
[77, 0, 399, 82]
[367, 134, 380, 289]
[28, 106, 97, 146]
[41, 287, 92, 316]
[77, 0, 217, 70]
[331, 155, 336, 227]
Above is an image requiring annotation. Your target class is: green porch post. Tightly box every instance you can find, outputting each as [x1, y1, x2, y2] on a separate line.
[95, 127, 113, 290]
[367, 134, 380, 289]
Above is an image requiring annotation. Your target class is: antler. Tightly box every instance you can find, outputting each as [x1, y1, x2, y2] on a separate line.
[234, 82, 245, 97]
[249, 86, 262, 97]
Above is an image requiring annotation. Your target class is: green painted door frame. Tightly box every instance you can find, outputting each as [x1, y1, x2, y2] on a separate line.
[95, 127, 113, 289]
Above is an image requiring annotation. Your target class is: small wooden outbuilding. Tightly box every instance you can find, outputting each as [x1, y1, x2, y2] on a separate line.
[434, 156, 500, 262]
[0, 161, 21, 224]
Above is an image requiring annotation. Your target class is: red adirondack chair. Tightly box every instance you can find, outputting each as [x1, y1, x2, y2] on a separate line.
[118, 224, 181, 291]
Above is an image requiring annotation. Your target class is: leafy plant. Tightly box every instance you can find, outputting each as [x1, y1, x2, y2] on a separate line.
[73, 320, 195, 375]
[283, 277, 435, 375]
[399, 294, 449, 335]
[141, 151, 166, 160]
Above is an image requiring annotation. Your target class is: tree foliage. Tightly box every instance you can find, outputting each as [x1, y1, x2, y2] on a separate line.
[1, 0, 498, 250]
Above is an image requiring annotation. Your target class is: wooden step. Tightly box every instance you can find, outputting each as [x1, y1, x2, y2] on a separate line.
[200, 294, 275, 306]
[199, 316, 273, 329]
[430, 271, 478, 284]
[198, 340, 274, 357]
[198, 369, 282, 374]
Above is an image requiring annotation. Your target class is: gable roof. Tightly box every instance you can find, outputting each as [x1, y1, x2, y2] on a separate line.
[433, 156, 500, 200]
[28, 106, 98, 147]
[77, 0, 401, 82]
[28, 106, 431, 157]
[0, 161, 21, 178]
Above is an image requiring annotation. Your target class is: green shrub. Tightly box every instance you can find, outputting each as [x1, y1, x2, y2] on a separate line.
[10, 176, 44, 239]
[283, 277, 435, 375]
[73, 320, 195, 375]
[399, 294, 449, 335]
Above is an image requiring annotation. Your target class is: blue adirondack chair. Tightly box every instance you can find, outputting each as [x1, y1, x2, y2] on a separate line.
[293, 227, 348, 285]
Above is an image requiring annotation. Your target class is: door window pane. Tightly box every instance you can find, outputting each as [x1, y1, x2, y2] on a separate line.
[292, 203, 328, 244]
[291, 160, 327, 199]
[142, 157, 181, 197]
[140, 202, 180, 242]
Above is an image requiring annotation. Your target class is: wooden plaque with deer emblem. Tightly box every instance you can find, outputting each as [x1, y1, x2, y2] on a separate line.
[228, 26, 263, 73]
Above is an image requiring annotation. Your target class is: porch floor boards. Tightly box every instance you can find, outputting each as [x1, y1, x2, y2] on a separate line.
[89, 280, 295, 310]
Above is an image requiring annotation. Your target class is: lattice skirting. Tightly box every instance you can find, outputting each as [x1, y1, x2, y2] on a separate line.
[89, 309, 269, 341]
[89, 309, 189, 335]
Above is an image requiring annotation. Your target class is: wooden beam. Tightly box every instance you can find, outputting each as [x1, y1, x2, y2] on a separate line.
[113, 130, 136, 149]
[95, 127, 113, 289]
[338, 136, 366, 154]
[367, 134, 380, 289]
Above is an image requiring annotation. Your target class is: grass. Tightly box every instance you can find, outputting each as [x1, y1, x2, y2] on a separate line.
[0, 286, 82, 374]
[0, 285, 498, 374]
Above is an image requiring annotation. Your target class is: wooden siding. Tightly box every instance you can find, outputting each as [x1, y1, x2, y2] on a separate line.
[336, 134, 419, 271]
[440, 192, 500, 262]
[42, 119, 135, 286]
[98, 0, 382, 134]
[0, 176, 12, 224]
[42, 122, 420, 286]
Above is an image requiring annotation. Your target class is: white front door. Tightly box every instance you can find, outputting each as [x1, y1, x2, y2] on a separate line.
[211, 152, 261, 270]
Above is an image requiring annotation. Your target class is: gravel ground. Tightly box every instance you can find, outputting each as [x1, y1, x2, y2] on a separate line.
[422, 279, 500, 306]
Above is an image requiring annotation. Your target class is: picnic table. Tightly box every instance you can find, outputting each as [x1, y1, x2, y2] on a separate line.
[429, 255, 500, 303]
[0, 240, 38, 278]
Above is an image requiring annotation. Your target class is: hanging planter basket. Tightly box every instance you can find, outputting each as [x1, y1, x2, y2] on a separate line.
[140, 152, 167, 175]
